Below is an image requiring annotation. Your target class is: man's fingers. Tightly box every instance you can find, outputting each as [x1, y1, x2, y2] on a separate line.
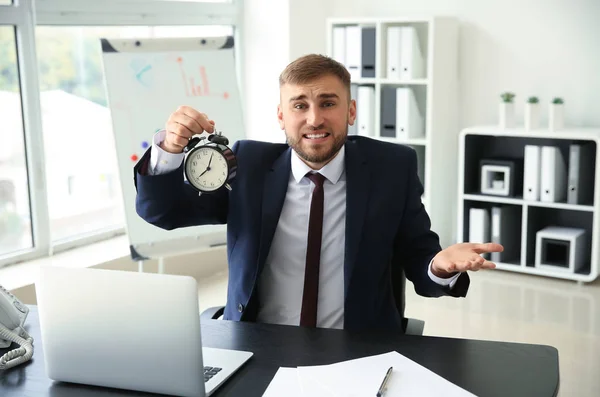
[481, 260, 497, 269]
[167, 119, 195, 139]
[172, 112, 205, 135]
[177, 106, 214, 133]
[200, 113, 216, 133]
[471, 255, 485, 265]
[452, 261, 470, 272]
[469, 260, 496, 271]
[472, 242, 504, 254]
[448, 257, 496, 273]
[168, 133, 189, 149]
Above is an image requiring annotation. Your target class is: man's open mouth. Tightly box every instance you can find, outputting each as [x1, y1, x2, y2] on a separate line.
[303, 133, 330, 139]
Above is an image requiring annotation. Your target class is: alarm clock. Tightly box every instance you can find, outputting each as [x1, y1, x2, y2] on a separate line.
[183, 131, 237, 194]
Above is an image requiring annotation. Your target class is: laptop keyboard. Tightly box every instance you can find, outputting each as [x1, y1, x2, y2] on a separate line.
[204, 366, 222, 382]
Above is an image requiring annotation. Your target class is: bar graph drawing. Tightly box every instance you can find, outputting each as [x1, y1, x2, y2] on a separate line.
[177, 56, 228, 99]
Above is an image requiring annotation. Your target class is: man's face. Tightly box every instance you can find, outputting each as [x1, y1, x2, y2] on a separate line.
[277, 74, 356, 169]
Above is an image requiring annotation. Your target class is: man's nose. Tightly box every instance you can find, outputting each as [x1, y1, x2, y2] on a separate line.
[307, 107, 325, 128]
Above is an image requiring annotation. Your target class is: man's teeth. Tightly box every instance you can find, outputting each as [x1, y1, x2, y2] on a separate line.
[305, 133, 328, 139]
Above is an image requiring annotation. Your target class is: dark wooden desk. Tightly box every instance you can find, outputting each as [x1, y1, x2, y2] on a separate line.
[0, 306, 559, 397]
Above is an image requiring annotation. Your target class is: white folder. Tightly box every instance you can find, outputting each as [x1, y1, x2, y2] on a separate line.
[357, 86, 374, 136]
[345, 26, 362, 81]
[332, 26, 346, 67]
[523, 145, 541, 201]
[396, 88, 423, 139]
[469, 208, 490, 259]
[540, 146, 567, 203]
[399, 26, 424, 79]
[386, 26, 402, 79]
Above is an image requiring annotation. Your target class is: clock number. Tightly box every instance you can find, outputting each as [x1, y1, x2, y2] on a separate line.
[193, 161, 197, 167]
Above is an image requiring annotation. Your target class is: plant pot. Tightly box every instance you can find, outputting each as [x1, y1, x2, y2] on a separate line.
[524, 103, 540, 131]
[499, 102, 515, 129]
[549, 104, 564, 131]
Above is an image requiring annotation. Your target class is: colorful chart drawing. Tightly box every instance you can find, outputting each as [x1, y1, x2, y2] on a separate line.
[177, 56, 225, 98]
[130, 58, 153, 88]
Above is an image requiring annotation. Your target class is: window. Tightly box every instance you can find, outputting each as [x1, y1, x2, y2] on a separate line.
[141, 0, 231, 2]
[0, 26, 34, 257]
[0, 0, 240, 268]
[35, 25, 233, 242]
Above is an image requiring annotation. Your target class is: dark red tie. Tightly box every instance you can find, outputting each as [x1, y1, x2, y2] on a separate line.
[300, 172, 326, 327]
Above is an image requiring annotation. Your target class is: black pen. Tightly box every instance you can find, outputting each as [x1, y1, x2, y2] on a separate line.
[376, 366, 393, 397]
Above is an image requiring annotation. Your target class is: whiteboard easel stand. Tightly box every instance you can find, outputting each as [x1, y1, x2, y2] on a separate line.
[131, 245, 150, 273]
[132, 245, 165, 274]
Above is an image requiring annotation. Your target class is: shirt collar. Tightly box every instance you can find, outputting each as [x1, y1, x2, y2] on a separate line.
[291, 145, 345, 184]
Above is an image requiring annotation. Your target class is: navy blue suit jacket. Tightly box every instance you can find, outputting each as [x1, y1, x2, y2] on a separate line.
[134, 136, 469, 331]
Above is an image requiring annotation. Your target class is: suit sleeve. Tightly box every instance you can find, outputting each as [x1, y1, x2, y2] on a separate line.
[132, 141, 239, 230]
[392, 147, 469, 298]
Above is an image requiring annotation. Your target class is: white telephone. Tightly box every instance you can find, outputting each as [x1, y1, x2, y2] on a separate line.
[0, 284, 34, 370]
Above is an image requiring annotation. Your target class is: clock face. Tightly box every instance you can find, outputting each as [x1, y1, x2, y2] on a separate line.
[185, 147, 229, 192]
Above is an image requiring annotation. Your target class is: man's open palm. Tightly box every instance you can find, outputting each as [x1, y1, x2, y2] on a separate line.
[431, 242, 504, 278]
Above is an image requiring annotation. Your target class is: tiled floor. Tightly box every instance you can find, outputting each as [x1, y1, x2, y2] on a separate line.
[198, 268, 600, 397]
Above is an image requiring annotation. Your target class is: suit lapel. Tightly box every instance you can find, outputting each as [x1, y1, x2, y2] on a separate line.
[256, 148, 292, 275]
[343, 140, 370, 296]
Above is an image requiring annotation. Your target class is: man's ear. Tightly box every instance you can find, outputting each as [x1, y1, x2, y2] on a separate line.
[348, 99, 357, 126]
[277, 104, 285, 130]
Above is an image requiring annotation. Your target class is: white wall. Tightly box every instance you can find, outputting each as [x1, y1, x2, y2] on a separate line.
[287, 0, 600, 129]
[288, 0, 334, 61]
[242, 0, 290, 142]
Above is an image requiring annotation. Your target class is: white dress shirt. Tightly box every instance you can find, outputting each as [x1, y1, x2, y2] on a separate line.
[256, 147, 348, 328]
[147, 130, 185, 175]
[149, 131, 460, 329]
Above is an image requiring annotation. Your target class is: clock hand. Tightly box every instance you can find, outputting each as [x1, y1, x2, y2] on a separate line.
[208, 153, 213, 168]
[198, 167, 210, 178]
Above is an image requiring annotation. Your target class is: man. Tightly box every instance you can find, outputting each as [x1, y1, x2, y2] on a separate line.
[134, 54, 502, 332]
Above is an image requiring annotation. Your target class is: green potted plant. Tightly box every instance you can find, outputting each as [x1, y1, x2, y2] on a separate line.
[549, 97, 564, 131]
[525, 96, 540, 131]
[499, 92, 515, 129]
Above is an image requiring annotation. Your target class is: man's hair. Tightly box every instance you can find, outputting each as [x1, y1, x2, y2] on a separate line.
[279, 54, 351, 101]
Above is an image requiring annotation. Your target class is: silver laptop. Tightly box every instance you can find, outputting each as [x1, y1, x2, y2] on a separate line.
[35, 266, 253, 397]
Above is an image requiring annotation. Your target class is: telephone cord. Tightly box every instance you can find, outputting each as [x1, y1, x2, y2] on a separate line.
[0, 324, 34, 370]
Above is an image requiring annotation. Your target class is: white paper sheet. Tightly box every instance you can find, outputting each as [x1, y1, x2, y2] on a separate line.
[262, 367, 304, 397]
[296, 351, 476, 397]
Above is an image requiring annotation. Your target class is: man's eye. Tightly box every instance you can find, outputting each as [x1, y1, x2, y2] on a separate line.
[322, 102, 335, 107]
[294, 104, 306, 109]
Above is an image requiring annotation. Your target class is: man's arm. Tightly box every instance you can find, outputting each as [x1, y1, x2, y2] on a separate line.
[133, 131, 231, 230]
[392, 148, 469, 298]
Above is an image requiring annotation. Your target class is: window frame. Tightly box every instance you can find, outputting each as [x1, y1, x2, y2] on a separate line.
[0, 0, 243, 268]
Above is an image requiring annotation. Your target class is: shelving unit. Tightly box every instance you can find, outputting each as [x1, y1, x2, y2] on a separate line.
[457, 126, 600, 283]
[326, 16, 459, 248]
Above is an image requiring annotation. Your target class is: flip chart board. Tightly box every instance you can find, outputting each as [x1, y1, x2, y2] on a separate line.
[101, 36, 244, 260]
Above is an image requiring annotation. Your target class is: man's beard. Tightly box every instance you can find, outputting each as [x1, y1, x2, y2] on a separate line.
[286, 125, 347, 165]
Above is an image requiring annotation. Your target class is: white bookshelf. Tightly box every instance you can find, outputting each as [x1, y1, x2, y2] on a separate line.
[326, 16, 459, 248]
[457, 126, 600, 283]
